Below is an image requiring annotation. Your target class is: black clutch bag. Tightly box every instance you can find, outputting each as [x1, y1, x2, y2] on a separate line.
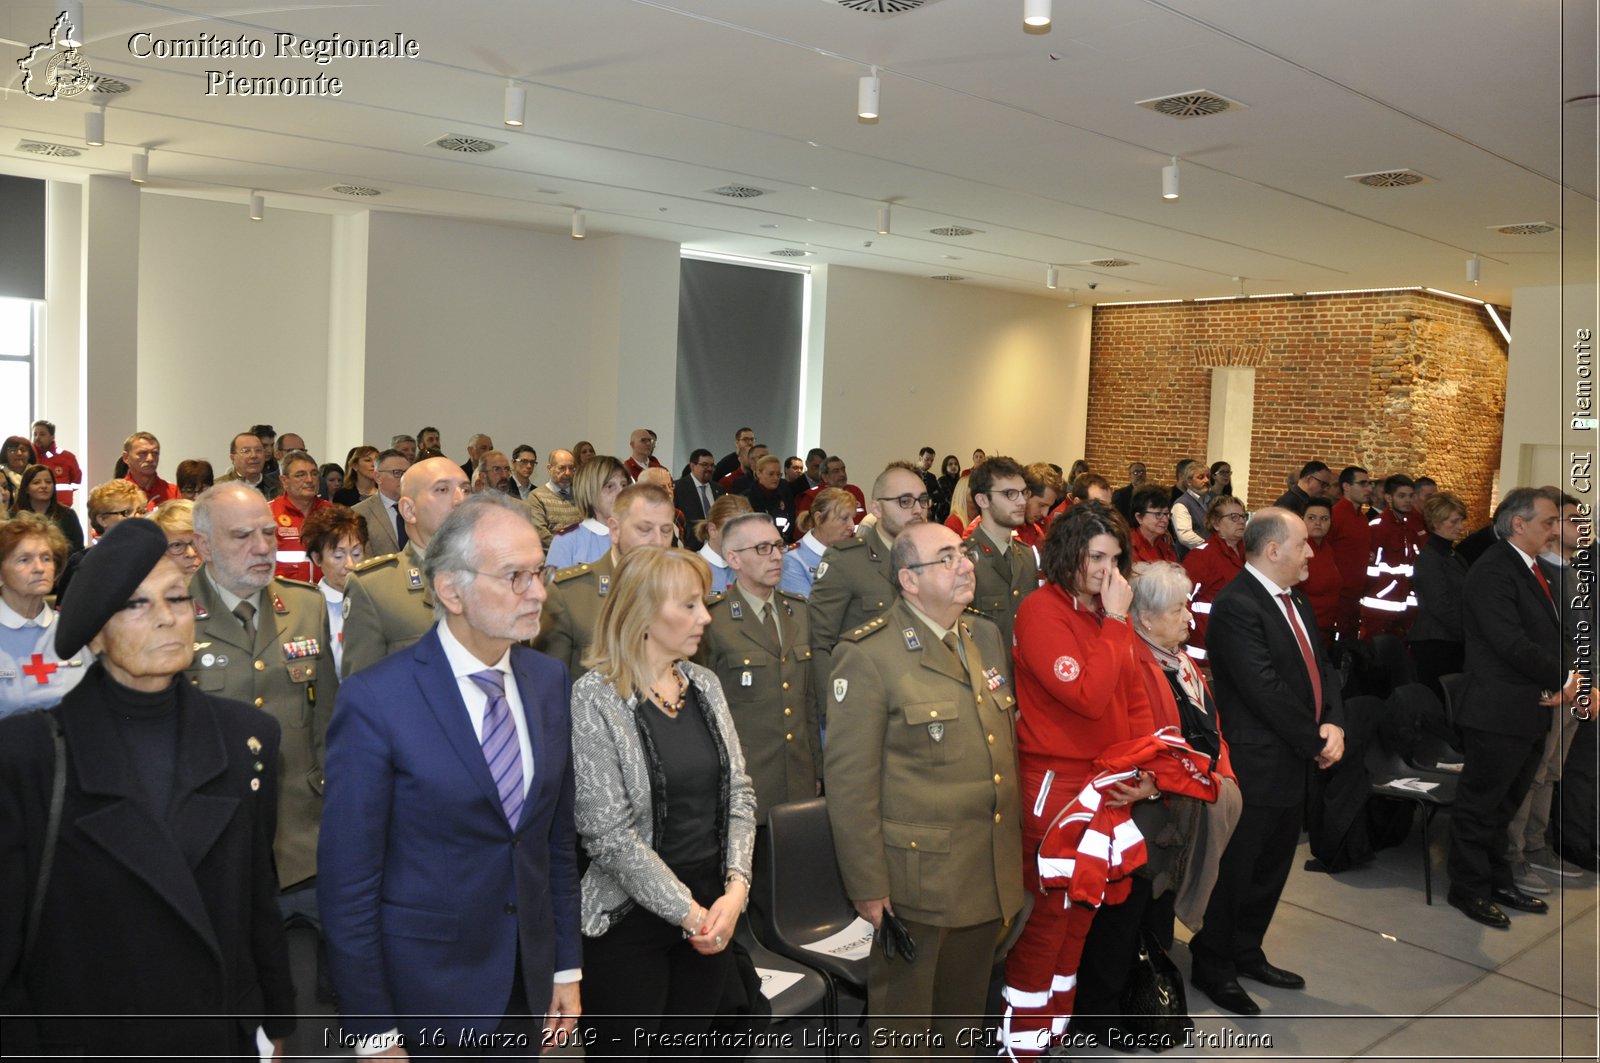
[1117, 928, 1194, 1051]
[875, 909, 918, 963]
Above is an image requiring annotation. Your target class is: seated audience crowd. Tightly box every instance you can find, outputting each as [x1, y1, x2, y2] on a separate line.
[0, 418, 1591, 1058]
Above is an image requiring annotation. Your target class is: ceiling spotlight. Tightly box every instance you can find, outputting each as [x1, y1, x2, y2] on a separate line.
[130, 149, 148, 184]
[1162, 156, 1180, 200]
[503, 81, 525, 128]
[1466, 253, 1480, 285]
[1023, 0, 1052, 29]
[858, 67, 880, 121]
[1046, 265, 1059, 289]
[876, 204, 891, 235]
[571, 210, 586, 240]
[1066, 288, 1080, 308]
[60, 0, 84, 47]
[84, 107, 104, 147]
[249, 192, 264, 222]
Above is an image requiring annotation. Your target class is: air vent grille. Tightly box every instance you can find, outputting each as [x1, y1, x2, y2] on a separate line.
[17, 140, 82, 157]
[1347, 169, 1433, 188]
[1082, 258, 1136, 268]
[708, 184, 769, 198]
[432, 134, 500, 153]
[835, 0, 934, 14]
[929, 273, 965, 281]
[83, 74, 131, 94]
[770, 248, 810, 257]
[1135, 90, 1246, 119]
[332, 185, 382, 197]
[1488, 222, 1556, 235]
[928, 226, 980, 237]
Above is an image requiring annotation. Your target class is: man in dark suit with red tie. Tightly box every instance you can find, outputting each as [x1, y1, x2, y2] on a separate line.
[1189, 507, 1346, 1016]
[320, 492, 580, 1055]
[1445, 487, 1579, 928]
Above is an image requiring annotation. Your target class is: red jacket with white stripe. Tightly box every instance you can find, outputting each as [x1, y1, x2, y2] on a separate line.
[1036, 728, 1220, 907]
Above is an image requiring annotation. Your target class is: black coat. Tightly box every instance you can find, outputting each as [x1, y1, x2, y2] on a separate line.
[0, 666, 294, 1060]
[1409, 533, 1467, 644]
[674, 474, 725, 552]
[1206, 568, 1346, 807]
[1456, 539, 1564, 738]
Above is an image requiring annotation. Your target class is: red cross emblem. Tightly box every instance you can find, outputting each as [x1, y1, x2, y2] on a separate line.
[21, 654, 58, 685]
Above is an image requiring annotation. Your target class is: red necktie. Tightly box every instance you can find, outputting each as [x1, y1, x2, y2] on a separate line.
[1531, 562, 1555, 605]
[1278, 592, 1323, 720]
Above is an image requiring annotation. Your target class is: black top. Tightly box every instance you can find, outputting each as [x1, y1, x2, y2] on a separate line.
[640, 683, 720, 866]
[100, 666, 181, 817]
[330, 486, 373, 507]
[1159, 666, 1221, 762]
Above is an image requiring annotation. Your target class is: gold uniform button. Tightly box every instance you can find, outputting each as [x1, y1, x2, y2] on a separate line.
[975, 696, 982, 705]
[929, 710, 939, 719]
[254, 697, 264, 708]
[994, 773, 1002, 784]
[987, 733, 995, 745]
[1013, 589, 1020, 597]
[743, 659, 751, 665]
[785, 733, 793, 741]
[909, 841, 918, 850]
[782, 681, 790, 690]
[254, 660, 265, 672]
[994, 813, 1003, 824]
[783, 707, 792, 717]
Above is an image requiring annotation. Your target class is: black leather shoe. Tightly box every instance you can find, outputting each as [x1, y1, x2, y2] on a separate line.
[1191, 976, 1261, 1016]
[1491, 886, 1550, 914]
[1448, 892, 1510, 928]
[1237, 960, 1305, 989]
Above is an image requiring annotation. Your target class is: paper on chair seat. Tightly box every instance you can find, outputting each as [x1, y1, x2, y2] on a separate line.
[800, 917, 874, 961]
[756, 967, 805, 999]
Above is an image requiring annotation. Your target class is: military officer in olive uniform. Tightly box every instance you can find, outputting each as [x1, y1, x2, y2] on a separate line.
[189, 484, 338, 893]
[826, 521, 1023, 1054]
[340, 457, 469, 677]
[963, 456, 1039, 663]
[697, 513, 819, 819]
[807, 462, 930, 714]
[536, 481, 676, 678]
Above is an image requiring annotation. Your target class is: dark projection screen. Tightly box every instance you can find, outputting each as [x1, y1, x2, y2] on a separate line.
[0, 175, 46, 301]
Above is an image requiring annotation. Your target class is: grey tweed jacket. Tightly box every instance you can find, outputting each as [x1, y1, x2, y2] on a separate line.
[570, 660, 757, 937]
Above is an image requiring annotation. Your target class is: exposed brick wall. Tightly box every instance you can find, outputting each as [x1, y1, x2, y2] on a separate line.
[1086, 291, 1507, 526]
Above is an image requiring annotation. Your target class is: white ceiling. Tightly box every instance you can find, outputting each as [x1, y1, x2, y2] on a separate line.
[2, 0, 1595, 306]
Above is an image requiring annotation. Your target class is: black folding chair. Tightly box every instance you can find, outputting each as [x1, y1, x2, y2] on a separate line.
[1363, 692, 1459, 903]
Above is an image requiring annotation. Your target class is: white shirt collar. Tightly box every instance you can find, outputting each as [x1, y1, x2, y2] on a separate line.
[580, 517, 609, 536]
[318, 580, 345, 605]
[0, 597, 53, 630]
[1243, 561, 1291, 598]
[1507, 540, 1539, 570]
[699, 542, 728, 569]
[800, 530, 824, 555]
[436, 615, 513, 679]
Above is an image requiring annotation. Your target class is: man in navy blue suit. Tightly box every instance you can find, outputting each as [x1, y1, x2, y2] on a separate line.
[320, 492, 580, 1056]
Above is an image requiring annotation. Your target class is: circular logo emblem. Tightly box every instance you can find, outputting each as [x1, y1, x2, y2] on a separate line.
[1053, 655, 1081, 683]
[277, 514, 293, 526]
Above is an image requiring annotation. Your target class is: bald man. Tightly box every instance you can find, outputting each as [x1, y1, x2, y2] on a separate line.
[340, 457, 470, 677]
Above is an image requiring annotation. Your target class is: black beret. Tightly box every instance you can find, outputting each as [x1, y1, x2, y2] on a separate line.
[56, 518, 170, 659]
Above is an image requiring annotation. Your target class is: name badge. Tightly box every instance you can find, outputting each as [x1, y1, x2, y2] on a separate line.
[740, 670, 752, 687]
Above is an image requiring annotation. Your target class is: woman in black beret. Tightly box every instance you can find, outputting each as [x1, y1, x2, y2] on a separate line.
[0, 519, 295, 1061]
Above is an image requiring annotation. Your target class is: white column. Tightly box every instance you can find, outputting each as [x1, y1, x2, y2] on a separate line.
[325, 212, 370, 459]
[1208, 366, 1256, 506]
[81, 174, 140, 486]
[588, 235, 681, 465]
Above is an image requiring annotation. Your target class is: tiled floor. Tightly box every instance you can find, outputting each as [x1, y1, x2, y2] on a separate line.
[283, 826, 1599, 1060]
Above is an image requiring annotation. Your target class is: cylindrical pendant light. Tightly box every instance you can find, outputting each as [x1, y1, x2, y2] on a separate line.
[1162, 156, 1180, 200]
[876, 204, 891, 235]
[60, 0, 84, 46]
[84, 107, 104, 147]
[1024, 0, 1052, 29]
[1046, 265, 1059, 290]
[504, 81, 526, 128]
[249, 192, 264, 222]
[130, 150, 149, 184]
[1466, 254, 1480, 285]
[858, 68, 880, 121]
[571, 211, 586, 239]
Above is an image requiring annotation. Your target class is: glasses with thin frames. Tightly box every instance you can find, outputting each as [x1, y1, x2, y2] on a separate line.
[875, 493, 932, 511]
[729, 541, 785, 557]
[906, 548, 977, 572]
[474, 567, 551, 594]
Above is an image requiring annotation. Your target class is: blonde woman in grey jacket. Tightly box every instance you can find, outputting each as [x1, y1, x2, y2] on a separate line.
[570, 545, 757, 1050]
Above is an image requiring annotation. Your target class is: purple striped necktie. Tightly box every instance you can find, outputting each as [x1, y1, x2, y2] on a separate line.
[470, 669, 524, 826]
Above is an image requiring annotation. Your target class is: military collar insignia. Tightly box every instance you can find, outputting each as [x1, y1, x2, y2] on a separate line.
[272, 593, 288, 615]
[729, 599, 743, 620]
[902, 627, 922, 652]
[598, 574, 611, 597]
[408, 567, 424, 590]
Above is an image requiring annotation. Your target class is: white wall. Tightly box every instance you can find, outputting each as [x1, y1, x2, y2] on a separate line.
[137, 193, 333, 473]
[816, 266, 1089, 474]
[1503, 284, 1598, 507]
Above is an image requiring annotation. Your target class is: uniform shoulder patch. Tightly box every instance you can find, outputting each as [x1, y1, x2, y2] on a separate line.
[777, 589, 807, 603]
[832, 536, 866, 551]
[963, 603, 985, 616]
[351, 553, 400, 573]
[553, 563, 593, 584]
[273, 575, 319, 592]
[843, 615, 889, 642]
[705, 591, 728, 606]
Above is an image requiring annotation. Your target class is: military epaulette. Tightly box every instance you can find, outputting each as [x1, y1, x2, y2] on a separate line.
[843, 615, 889, 642]
[963, 603, 985, 616]
[833, 535, 866, 551]
[705, 591, 728, 606]
[351, 553, 401, 573]
[273, 575, 319, 592]
[553, 562, 595, 584]
[777, 589, 808, 603]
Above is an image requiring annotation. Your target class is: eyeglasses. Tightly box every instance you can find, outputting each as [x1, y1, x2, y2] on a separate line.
[1311, 476, 1334, 489]
[474, 566, 550, 594]
[377, 467, 406, 478]
[875, 493, 932, 511]
[1139, 511, 1172, 521]
[730, 541, 785, 557]
[119, 593, 193, 616]
[96, 507, 138, 521]
[514, 458, 537, 466]
[906, 548, 977, 572]
[1351, 479, 1371, 487]
[165, 539, 197, 555]
[1218, 513, 1248, 523]
[982, 488, 1031, 502]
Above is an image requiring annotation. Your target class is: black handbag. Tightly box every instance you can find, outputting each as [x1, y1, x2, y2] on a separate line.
[1116, 928, 1193, 1052]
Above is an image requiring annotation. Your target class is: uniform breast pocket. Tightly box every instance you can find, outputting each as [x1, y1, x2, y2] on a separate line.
[881, 819, 952, 910]
[977, 594, 1007, 616]
[899, 700, 960, 766]
[188, 668, 227, 693]
[719, 651, 772, 699]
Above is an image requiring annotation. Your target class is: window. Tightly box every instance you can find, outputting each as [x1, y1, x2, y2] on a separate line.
[0, 298, 38, 432]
